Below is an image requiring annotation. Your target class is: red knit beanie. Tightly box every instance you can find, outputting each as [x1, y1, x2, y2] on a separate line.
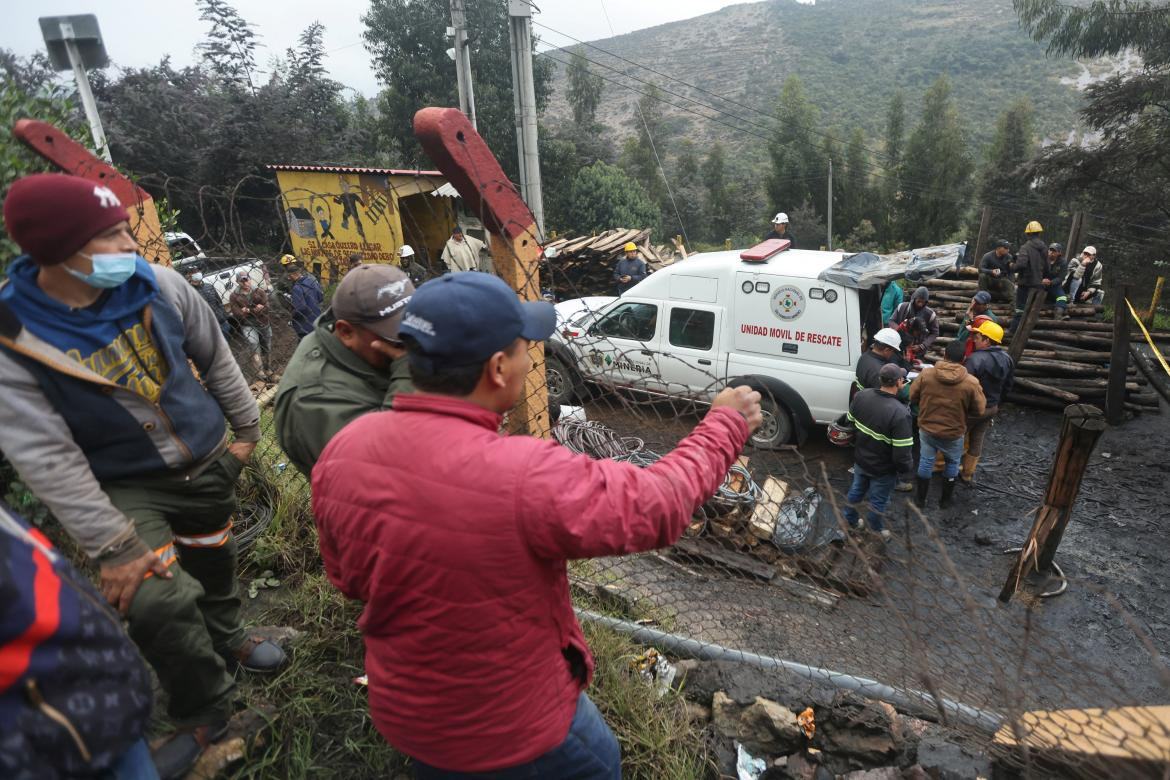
[3, 173, 130, 266]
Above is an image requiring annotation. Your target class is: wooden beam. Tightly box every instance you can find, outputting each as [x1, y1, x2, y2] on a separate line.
[1008, 288, 1044, 365]
[1106, 285, 1133, 425]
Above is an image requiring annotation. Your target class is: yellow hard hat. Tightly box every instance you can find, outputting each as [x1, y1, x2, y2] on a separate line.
[623, 242, 638, 252]
[280, 253, 297, 265]
[1024, 221, 1043, 234]
[973, 320, 1005, 344]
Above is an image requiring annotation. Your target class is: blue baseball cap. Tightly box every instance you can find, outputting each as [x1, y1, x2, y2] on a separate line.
[399, 273, 556, 369]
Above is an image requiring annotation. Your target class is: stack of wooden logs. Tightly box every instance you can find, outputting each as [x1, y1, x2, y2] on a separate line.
[921, 268, 1169, 414]
[542, 228, 674, 298]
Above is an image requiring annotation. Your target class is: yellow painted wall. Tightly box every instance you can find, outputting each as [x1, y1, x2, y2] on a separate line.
[274, 170, 453, 283]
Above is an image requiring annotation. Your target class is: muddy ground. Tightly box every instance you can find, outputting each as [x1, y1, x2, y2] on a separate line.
[576, 391, 1170, 744]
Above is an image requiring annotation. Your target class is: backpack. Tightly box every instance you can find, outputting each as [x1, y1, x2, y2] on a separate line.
[0, 504, 152, 777]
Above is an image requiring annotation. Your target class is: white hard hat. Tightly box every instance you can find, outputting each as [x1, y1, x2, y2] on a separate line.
[874, 328, 902, 350]
[1081, 246, 1097, 256]
[772, 212, 789, 224]
[190, 271, 204, 282]
[398, 244, 415, 258]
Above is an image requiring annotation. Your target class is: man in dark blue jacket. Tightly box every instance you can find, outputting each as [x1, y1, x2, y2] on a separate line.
[844, 363, 915, 539]
[613, 243, 648, 295]
[961, 320, 1014, 485]
[288, 261, 324, 339]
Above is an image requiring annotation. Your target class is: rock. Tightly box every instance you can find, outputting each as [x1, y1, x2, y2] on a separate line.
[712, 690, 744, 740]
[738, 697, 805, 755]
[914, 724, 993, 780]
[815, 692, 914, 771]
[900, 766, 931, 780]
[680, 659, 838, 712]
[973, 532, 993, 546]
[772, 752, 820, 780]
[685, 701, 712, 725]
[839, 769, 903, 780]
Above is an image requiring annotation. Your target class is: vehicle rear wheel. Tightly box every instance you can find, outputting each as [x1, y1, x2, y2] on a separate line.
[545, 355, 578, 408]
[749, 396, 794, 449]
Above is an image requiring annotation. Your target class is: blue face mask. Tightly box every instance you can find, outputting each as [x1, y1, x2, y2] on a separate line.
[67, 252, 140, 289]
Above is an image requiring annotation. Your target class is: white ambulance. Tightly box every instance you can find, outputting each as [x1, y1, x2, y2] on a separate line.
[545, 242, 865, 449]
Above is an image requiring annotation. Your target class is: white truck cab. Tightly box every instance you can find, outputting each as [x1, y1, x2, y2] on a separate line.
[546, 243, 863, 448]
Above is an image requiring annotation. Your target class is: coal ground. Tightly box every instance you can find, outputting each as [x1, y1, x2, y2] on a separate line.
[575, 391, 1170, 739]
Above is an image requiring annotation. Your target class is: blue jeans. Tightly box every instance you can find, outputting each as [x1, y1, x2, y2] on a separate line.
[413, 693, 621, 779]
[842, 468, 897, 532]
[918, 431, 963, 479]
[103, 739, 159, 780]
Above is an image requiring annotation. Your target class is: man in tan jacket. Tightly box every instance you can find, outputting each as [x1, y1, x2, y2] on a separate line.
[908, 340, 986, 508]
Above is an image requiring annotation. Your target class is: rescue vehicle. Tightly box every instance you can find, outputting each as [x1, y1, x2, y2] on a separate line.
[545, 240, 864, 449]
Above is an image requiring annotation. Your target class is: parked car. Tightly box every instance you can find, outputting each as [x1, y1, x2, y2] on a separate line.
[545, 244, 863, 449]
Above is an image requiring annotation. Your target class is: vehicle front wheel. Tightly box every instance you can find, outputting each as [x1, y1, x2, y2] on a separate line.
[749, 396, 794, 449]
[545, 355, 579, 408]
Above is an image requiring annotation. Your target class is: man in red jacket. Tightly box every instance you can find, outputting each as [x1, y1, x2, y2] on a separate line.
[312, 273, 762, 778]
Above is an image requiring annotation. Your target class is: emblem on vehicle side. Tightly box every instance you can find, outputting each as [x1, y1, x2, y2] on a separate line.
[770, 285, 806, 321]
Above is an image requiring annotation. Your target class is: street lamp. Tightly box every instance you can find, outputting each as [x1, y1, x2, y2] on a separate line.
[38, 14, 111, 163]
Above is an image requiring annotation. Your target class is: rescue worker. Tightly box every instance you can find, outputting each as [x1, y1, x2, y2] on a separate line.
[765, 212, 796, 247]
[288, 261, 324, 341]
[908, 340, 986, 508]
[228, 272, 272, 381]
[978, 239, 1015, 301]
[961, 320, 1014, 485]
[189, 270, 230, 337]
[398, 244, 430, 287]
[955, 291, 998, 358]
[1010, 220, 1049, 334]
[844, 363, 915, 540]
[441, 225, 488, 274]
[613, 242, 648, 295]
[880, 280, 904, 328]
[855, 327, 904, 392]
[1068, 245, 1104, 305]
[0, 173, 286, 778]
[311, 272, 763, 777]
[1045, 242, 1070, 320]
[888, 286, 939, 358]
[274, 265, 415, 477]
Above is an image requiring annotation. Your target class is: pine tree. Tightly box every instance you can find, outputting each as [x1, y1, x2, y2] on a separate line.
[878, 90, 905, 244]
[702, 142, 733, 244]
[975, 98, 1036, 245]
[1014, 0, 1170, 278]
[896, 76, 974, 246]
[566, 47, 603, 128]
[197, 0, 259, 91]
[766, 76, 826, 223]
[840, 128, 872, 239]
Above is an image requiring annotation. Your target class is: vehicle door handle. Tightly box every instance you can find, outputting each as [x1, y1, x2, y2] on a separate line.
[698, 358, 711, 365]
[639, 350, 655, 356]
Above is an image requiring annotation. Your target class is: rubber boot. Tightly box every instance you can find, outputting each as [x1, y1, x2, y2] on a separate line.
[940, 478, 957, 508]
[959, 454, 979, 485]
[1056, 303, 1069, 321]
[932, 451, 946, 473]
[915, 477, 930, 508]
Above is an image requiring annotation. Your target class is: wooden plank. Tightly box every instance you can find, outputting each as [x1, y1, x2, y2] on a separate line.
[993, 705, 1170, 762]
[748, 476, 792, 540]
[671, 536, 775, 580]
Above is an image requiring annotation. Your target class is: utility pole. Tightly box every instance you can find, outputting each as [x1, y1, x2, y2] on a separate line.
[448, 0, 477, 129]
[826, 157, 833, 250]
[508, 0, 545, 236]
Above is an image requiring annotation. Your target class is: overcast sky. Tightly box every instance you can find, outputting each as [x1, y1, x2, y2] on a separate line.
[0, 0, 804, 96]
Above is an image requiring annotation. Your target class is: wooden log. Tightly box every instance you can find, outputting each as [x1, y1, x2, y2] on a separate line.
[924, 278, 980, 290]
[1003, 392, 1069, 411]
[1008, 288, 1043, 365]
[1013, 377, 1080, 403]
[1106, 285, 1133, 425]
[1000, 404, 1107, 602]
[1130, 343, 1170, 406]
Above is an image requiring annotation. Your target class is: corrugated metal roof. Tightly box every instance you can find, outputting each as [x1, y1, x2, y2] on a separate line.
[266, 164, 444, 176]
[431, 182, 460, 198]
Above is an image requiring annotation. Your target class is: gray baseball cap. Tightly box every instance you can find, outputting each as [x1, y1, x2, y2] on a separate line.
[330, 264, 415, 342]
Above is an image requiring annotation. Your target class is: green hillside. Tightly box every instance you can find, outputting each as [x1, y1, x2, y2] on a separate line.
[541, 0, 1086, 166]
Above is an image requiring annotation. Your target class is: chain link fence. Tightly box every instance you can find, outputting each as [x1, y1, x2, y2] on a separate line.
[6, 162, 1167, 778]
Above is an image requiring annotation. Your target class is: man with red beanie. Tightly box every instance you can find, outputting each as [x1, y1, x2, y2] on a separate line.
[312, 272, 763, 777]
[0, 173, 287, 778]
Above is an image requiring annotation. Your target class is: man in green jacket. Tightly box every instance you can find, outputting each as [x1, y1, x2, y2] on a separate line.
[275, 264, 415, 477]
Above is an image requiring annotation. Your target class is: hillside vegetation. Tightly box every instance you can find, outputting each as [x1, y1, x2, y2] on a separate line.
[541, 0, 1084, 164]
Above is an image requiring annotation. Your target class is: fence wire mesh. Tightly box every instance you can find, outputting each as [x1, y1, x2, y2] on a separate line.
[9, 162, 1167, 779]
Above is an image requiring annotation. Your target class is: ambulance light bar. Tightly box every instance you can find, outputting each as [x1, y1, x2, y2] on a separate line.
[740, 238, 791, 263]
